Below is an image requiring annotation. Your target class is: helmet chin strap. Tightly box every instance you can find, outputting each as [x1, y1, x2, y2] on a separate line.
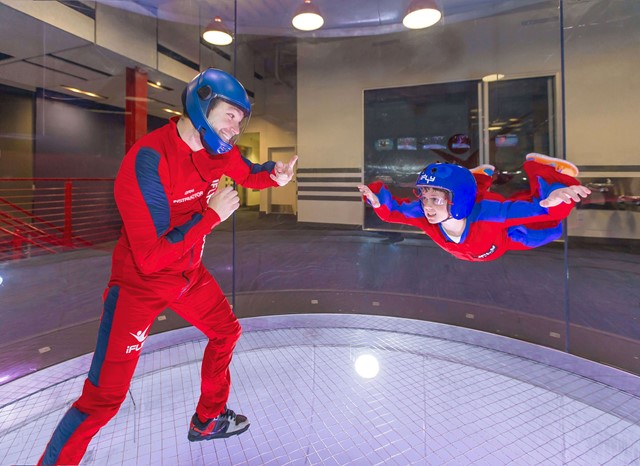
[199, 131, 212, 153]
[199, 129, 228, 155]
[441, 215, 467, 238]
[442, 206, 454, 222]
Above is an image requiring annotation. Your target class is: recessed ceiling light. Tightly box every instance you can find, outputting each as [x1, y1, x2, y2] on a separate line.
[61, 86, 106, 99]
[482, 74, 505, 82]
[147, 81, 173, 91]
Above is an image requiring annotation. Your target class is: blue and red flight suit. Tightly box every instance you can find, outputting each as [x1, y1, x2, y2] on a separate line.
[368, 161, 580, 262]
[39, 116, 278, 465]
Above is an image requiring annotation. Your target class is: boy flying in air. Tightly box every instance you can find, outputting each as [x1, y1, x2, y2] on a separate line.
[358, 154, 590, 262]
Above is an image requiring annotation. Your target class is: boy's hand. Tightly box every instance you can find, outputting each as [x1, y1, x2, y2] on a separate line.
[207, 186, 240, 222]
[539, 185, 591, 208]
[358, 185, 380, 208]
[270, 155, 298, 186]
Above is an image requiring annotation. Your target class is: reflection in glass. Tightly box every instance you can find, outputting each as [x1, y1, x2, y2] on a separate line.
[488, 76, 554, 197]
[0, 6, 638, 460]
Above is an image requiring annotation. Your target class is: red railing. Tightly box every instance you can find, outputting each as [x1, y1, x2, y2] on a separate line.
[0, 178, 120, 261]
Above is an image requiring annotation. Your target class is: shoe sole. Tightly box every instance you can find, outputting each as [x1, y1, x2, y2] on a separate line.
[470, 165, 495, 176]
[188, 424, 250, 442]
[525, 153, 579, 177]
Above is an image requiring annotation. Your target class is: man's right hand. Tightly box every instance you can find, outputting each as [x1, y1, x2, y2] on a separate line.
[208, 186, 240, 222]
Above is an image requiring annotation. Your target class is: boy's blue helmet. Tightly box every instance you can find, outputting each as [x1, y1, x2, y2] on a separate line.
[184, 68, 251, 154]
[415, 163, 477, 219]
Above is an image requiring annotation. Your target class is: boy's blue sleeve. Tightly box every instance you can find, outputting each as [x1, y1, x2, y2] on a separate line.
[508, 224, 563, 248]
[376, 184, 424, 218]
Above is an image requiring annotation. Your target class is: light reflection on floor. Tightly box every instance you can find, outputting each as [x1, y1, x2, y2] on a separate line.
[1, 314, 639, 465]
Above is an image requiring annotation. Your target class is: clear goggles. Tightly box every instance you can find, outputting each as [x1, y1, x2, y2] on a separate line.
[413, 187, 449, 207]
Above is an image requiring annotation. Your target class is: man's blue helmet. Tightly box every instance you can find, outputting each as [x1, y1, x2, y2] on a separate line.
[184, 68, 251, 154]
[415, 163, 477, 219]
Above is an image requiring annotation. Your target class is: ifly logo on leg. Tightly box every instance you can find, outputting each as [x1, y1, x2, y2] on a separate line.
[126, 325, 151, 354]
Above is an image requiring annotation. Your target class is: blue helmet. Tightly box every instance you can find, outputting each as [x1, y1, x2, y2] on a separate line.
[184, 68, 251, 154]
[415, 163, 477, 219]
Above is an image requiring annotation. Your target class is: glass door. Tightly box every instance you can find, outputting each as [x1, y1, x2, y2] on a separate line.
[484, 76, 556, 196]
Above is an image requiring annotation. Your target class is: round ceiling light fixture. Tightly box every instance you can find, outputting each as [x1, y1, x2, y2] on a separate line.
[403, 0, 442, 30]
[202, 16, 233, 46]
[292, 0, 324, 32]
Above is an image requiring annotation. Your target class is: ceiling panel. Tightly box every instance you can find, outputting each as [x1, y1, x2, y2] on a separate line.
[0, 3, 91, 61]
[0, 0, 590, 118]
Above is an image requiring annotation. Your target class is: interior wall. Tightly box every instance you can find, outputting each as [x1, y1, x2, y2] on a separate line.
[0, 86, 34, 222]
[296, 10, 562, 224]
[563, 9, 640, 166]
[0, 86, 33, 178]
[34, 94, 125, 178]
[295, 6, 637, 225]
[562, 2, 640, 239]
[247, 115, 296, 213]
[96, 3, 158, 69]
[0, 79, 170, 183]
[236, 131, 261, 206]
[1, 0, 94, 42]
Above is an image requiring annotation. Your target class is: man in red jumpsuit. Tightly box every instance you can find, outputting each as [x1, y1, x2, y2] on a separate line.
[39, 68, 297, 465]
[358, 154, 590, 262]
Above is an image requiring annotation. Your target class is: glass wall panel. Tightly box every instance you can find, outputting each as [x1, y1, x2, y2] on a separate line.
[564, 0, 640, 374]
[0, 0, 637, 385]
[0, 0, 235, 375]
[488, 76, 555, 196]
[363, 80, 480, 232]
[2, 2, 639, 464]
[231, 0, 575, 355]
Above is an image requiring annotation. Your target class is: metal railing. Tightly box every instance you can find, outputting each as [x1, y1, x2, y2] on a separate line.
[0, 178, 120, 261]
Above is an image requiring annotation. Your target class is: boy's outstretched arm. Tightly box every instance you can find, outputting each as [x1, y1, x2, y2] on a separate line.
[358, 184, 380, 208]
[358, 182, 424, 225]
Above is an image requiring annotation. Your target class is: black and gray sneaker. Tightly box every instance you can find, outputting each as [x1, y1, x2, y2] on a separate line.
[187, 408, 250, 441]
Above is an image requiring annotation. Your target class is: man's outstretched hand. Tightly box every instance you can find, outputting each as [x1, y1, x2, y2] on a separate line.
[270, 155, 298, 186]
[539, 185, 591, 208]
